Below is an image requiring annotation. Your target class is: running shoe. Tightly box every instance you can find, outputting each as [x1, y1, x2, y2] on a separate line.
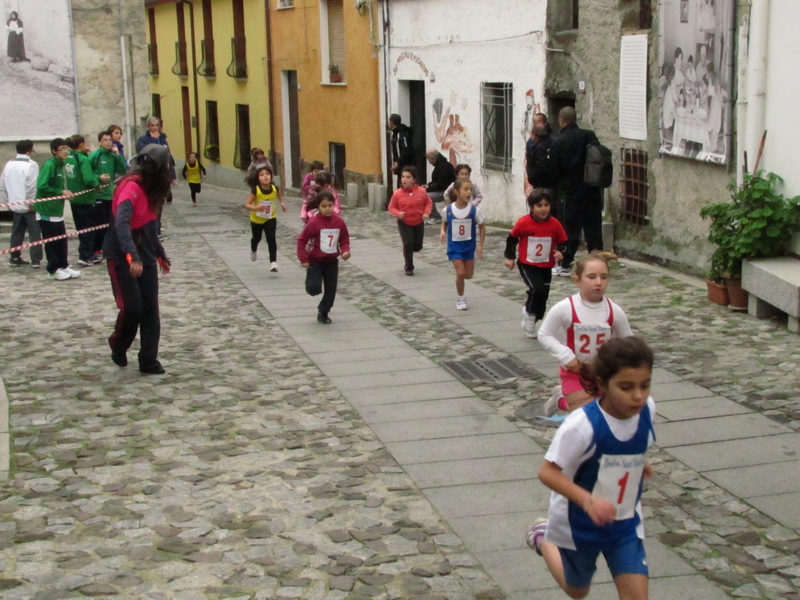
[270, 262, 278, 272]
[250, 251, 257, 262]
[544, 385, 563, 417]
[552, 266, 572, 277]
[526, 518, 548, 556]
[8, 256, 29, 267]
[48, 268, 71, 281]
[456, 296, 468, 311]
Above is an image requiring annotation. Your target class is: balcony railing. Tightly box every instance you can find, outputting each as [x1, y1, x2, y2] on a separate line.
[197, 39, 216, 78]
[147, 43, 159, 75]
[226, 37, 247, 80]
[171, 41, 188, 77]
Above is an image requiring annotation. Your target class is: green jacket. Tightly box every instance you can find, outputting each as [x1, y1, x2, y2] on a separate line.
[88, 147, 127, 201]
[67, 150, 100, 205]
[34, 157, 72, 218]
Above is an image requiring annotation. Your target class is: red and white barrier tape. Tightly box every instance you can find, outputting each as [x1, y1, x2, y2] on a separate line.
[1, 223, 109, 257]
[0, 179, 117, 209]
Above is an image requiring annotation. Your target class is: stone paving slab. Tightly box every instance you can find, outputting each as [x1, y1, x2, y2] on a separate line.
[358, 397, 496, 425]
[345, 380, 475, 406]
[656, 395, 753, 421]
[702, 459, 800, 497]
[328, 366, 457, 391]
[307, 344, 421, 365]
[370, 413, 519, 443]
[316, 355, 436, 377]
[656, 413, 793, 447]
[668, 432, 800, 471]
[514, 349, 560, 366]
[423, 479, 551, 519]
[506, 574, 732, 600]
[404, 455, 538, 489]
[649, 381, 717, 401]
[747, 491, 800, 528]
[387, 432, 543, 464]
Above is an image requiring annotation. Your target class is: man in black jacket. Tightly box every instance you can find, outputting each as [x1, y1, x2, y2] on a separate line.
[525, 114, 555, 190]
[422, 149, 455, 223]
[546, 107, 603, 274]
[389, 114, 414, 191]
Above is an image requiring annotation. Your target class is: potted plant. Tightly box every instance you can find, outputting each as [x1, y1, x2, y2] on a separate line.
[328, 64, 342, 83]
[700, 170, 800, 310]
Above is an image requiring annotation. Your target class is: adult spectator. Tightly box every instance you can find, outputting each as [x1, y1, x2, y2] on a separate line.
[389, 114, 414, 191]
[422, 149, 455, 224]
[0, 139, 41, 267]
[546, 107, 603, 275]
[137, 116, 176, 235]
[525, 113, 555, 189]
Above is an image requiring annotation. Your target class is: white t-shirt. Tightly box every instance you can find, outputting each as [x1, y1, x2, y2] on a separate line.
[544, 396, 657, 550]
[538, 294, 632, 367]
[443, 203, 485, 224]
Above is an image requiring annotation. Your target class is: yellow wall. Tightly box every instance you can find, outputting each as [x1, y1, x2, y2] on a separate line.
[270, 0, 381, 177]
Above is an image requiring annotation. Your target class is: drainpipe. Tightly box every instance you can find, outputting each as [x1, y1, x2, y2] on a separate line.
[117, 0, 133, 154]
[264, 0, 277, 169]
[179, 1, 201, 154]
[67, 0, 83, 132]
[744, 0, 769, 175]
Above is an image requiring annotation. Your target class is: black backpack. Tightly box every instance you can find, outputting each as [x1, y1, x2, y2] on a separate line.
[583, 141, 613, 188]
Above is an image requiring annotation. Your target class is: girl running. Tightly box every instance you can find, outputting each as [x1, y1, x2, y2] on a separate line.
[181, 152, 206, 206]
[301, 170, 341, 222]
[443, 164, 484, 206]
[527, 336, 656, 600]
[537, 252, 633, 416]
[244, 166, 286, 272]
[439, 178, 485, 310]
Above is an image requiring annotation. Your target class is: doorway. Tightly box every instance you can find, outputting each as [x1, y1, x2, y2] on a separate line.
[282, 70, 301, 189]
[408, 80, 427, 181]
[329, 142, 345, 190]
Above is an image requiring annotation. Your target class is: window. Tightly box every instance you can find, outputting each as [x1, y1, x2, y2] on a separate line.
[226, 0, 247, 79]
[320, 0, 345, 83]
[551, 0, 579, 30]
[621, 0, 652, 29]
[171, 3, 188, 77]
[198, 0, 215, 77]
[152, 94, 162, 120]
[204, 101, 220, 162]
[234, 104, 251, 169]
[619, 148, 648, 225]
[147, 8, 158, 75]
[481, 82, 513, 172]
[278, 0, 294, 7]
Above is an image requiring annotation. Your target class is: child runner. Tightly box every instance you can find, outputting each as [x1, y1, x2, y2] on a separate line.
[296, 191, 351, 324]
[244, 166, 286, 271]
[301, 170, 341, 222]
[388, 166, 432, 276]
[443, 164, 484, 206]
[504, 188, 568, 339]
[526, 336, 656, 600]
[301, 160, 324, 198]
[246, 148, 272, 181]
[538, 252, 633, 416]
[439, 178, 485, 310]
[181, 152, 206, 206]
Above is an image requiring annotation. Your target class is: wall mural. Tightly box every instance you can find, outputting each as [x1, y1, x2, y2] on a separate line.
[658, 0, 734, 164]
[521, 89, 542, 197]
[432, 95, 474, 167]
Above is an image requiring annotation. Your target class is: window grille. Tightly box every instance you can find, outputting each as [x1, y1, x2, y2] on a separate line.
[226, 37, 247, 79]
[234, 104, 251, 170]
[148, 43, 159, 75]
[619, 148, 648, 225]
[481, 82, 513, 172]
[171, 41, 188, 77]
[198, 39, 216, 77]
[204, 101, 220, 162]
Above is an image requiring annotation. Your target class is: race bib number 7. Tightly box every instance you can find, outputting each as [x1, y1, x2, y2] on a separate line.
[320, 228, 340, 254]
[592, 454, 645, 520]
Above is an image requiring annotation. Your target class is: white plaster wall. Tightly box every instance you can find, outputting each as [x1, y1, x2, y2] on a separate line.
[1, 0, 73, 68]
[762, 0, 800, 198]
[386, 0, 547, 223]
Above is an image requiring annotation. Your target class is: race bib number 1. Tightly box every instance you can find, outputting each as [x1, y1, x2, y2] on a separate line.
[320, 228, 340, 254]
[592, 454, 645, 520]
[526, 236, 552, 263]
[451, 219, 472, 242]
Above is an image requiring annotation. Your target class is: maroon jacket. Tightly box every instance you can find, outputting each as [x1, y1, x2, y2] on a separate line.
[297, 213, 350, 263]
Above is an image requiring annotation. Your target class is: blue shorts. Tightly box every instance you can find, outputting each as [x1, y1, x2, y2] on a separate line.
[448, 251, 475, 262]
[560, 536, 648, 588]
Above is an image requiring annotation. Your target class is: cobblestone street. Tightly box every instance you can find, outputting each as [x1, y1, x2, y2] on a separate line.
[0, 182, 797, 600]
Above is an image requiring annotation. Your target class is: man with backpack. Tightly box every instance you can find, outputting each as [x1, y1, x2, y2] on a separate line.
[545, 107, 610, 275]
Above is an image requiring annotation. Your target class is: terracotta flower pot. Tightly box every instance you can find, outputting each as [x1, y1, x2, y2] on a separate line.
[725, 278, 748, 311]
[705, 278, 729, 306]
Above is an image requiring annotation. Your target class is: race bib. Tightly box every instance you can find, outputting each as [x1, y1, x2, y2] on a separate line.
[256, 201, 274, 219]
[592, 454, 646, 520]
[451, 219, 472, 242]
[573, 322, 611, 362]
[320, 228, 340, 254]
[526, 236, 552, 263]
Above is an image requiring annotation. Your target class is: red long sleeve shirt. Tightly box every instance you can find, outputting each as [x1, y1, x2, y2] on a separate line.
[297, 214, 350, 263]
[388, 185, 433, 226]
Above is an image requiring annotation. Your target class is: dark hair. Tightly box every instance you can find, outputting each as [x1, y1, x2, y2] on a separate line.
[454, 164, 472, 176]
[309, 161, 324, 172]
[573, 251, 609, 280]
[527, 188, 553, 208]
[108, 124, 121, 134]
[251, 147, 264, 160]
[314, 170, 333, 187]
[447, 177, 472, 203]
[674, 47, 683, 60]
[98, 130, 112, 142]
[50, 138, 68, 153]
[389, 114, 402, 126]
[316, 190, 335, 207]
[120, 155, 172, 214]
[16, 139, 33, 154]
[579, 337, 654, 397]
[246, 165, 274, 189]
[67, 135, 84, 150]
[401, 165, 417, 180]
[187, 152, 197, 160]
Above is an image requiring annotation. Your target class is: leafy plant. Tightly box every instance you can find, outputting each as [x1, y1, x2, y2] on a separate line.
[700, 170, 800, 280]
[328, 64, 340, 75]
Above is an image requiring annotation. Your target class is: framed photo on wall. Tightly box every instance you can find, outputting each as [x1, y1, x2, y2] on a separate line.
[680, 0, 689, 23]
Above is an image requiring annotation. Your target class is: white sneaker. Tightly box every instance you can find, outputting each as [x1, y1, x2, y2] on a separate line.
[552, 266, 572, 277]
[544, 385, 563, 417]
[521, 307, 537, 335]
[456, 296, 467, 311]
[250, 251, 257, 262]
[270, 262, 278, 272]
[48, 268, 71, 281]
[526, 319, 541, 339]
[64, 267, 82, 279]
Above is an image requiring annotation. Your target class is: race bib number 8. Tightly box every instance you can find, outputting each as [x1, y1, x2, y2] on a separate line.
[320, 228, 340, 254]
[592, 453, 645, 520]
[256, 202, 273, 219]
[526, 236, 552, 263]
[451, 219, 472, 242]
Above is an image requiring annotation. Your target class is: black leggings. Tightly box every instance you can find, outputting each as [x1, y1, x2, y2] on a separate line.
[305, 260, 339, 316]
[107, 259, 161, 367]
[397, 220, 424, 270]
[518, 262, 553, 320]
[251, 219, 277, 262]
[189, 182, 201, 202]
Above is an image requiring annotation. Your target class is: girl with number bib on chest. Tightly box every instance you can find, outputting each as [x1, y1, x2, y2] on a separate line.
[526, 337, 656, 600]
[538, 252, 632, 416]
[439, 178, 485, 310]
[244, 166, 286, 272]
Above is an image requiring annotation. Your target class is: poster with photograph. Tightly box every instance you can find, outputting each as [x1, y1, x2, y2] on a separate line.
[657, 0, 734, 164]
[0, 0, 78, 141]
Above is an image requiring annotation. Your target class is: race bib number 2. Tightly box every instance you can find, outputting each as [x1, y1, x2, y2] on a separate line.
[592, 454, 645, 520]
[320, 228, 340, 254]
[525, 236, 552, 263]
